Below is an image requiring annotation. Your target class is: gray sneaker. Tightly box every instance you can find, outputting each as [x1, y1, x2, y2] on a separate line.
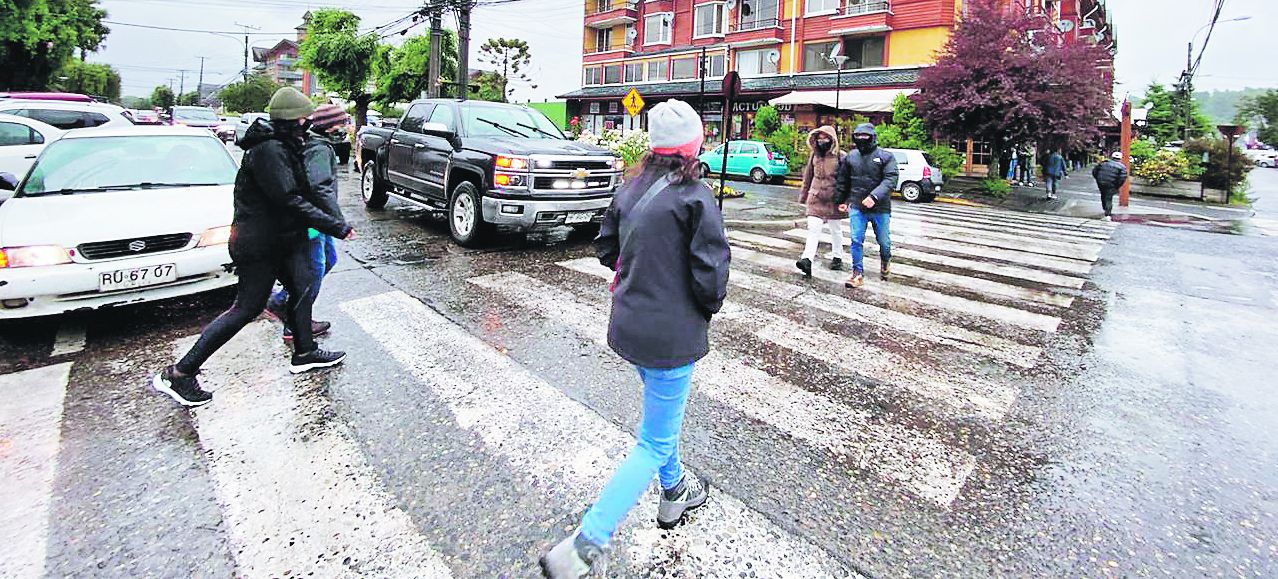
[657, 474, 710, 530]
[539, 533, 604, 578]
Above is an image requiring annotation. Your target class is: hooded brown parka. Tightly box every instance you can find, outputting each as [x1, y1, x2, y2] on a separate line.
[798, 126, 848, 220]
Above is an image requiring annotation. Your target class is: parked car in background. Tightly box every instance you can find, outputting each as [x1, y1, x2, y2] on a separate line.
[168, 106, 221, 131]
[698, 140, 789, 184]
[0, 92, 95, 103]
[0, 100, 133, 131]
[234, 112, 270, 146]
[214, 116, 240, 143]
[0, 114, 63, 184]
[884, 148, 943, 203]
[0, 126, 239, 318]
[365, 111, 384, 127]
[1244, 148, 1277, 168]
[129, 109, 163, 125]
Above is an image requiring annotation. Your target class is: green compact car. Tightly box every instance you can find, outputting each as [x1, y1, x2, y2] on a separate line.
[698, 140, 789, 184]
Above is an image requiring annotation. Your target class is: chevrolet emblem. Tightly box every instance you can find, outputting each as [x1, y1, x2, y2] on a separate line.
[572, 168, 589, 179]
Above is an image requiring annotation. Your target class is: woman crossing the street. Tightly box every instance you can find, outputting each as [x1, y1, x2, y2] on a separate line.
[795, 125, 849, 278]
[539, 99, 731, 578]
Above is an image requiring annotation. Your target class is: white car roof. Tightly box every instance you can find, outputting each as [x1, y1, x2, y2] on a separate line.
[0, 100, 127, 113]
[56, 125, 222, 139]
[0, 113, 65, 136]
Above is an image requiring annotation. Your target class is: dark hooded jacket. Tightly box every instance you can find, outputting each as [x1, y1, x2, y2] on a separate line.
[799, 126, 848, 220]
[596, 162, 731, 369]
[302, 129, 343, 222]
[1092, 159, 1128, 191]
[833, 123, 898, 214]
[230, 120, 351, 260]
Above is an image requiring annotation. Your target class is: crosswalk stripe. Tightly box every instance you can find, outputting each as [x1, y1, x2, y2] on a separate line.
[889, 211, 1113, 241]
[0, 362, 73, 579]
[341, 291, 857, 574]
[468, 273, 979, 506]
[731, 246, 1062, 333]
[771, 230, 1087, 289]
[557, 257, 1041, 369]
[172, 324, 454, 579]
[902, 203, 1115, 231]
[887, 220, 1103, 261]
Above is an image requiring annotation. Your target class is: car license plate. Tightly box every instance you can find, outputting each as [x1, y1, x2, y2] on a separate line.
[565, 211, 593, 224]
[99, 264, 177, 292]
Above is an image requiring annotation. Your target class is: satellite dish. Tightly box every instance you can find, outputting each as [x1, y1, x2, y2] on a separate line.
[828, 43, 842, 59]
[765, 49, 780, 64]
[626, 28, 638, 41]
[725, 0, 737, 8]
[1057, 19, 1074, 33]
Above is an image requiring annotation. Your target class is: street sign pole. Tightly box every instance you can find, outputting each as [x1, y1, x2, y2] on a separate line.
[1120, 99, 1132, 208]
[718, 72, 741, 211]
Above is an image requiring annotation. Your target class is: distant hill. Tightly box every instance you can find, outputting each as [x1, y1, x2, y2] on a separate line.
[1195, 88, 1276, 124]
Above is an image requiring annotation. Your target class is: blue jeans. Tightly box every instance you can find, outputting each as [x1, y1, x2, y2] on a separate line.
[579, 363, 694, 546]
[268, 234, 336, 315]
[849, 211, 891, 273]
[1006, 159, 1019, 180]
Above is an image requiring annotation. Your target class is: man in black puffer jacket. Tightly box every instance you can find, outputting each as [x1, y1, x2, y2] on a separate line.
[152, 87, 356, 408]
[834, 122, 899, 289]
[1092, 151, 1128, 221]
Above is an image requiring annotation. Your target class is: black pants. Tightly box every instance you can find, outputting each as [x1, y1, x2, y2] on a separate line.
[177, 245, 319, 374]
[1100, 187, 1117, 216]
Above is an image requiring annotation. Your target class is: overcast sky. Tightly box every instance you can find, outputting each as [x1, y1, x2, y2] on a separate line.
[91, 0, 1275, 103]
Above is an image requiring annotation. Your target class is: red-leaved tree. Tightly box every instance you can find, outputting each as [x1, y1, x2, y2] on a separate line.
[915, 0, 1113, 178]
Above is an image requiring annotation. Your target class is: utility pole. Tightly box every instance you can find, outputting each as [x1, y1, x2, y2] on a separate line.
[196, 57, 207, 103]
[455, 0, 475, 101]
[178, 69, 188, 98]
[235, 22, 261, 83]
[426, 3, 443, 98]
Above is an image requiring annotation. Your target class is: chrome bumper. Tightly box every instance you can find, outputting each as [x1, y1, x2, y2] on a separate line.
[481, 195, 613, 231]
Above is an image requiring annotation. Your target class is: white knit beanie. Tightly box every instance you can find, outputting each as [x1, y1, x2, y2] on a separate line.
[648, 99, 705, 157]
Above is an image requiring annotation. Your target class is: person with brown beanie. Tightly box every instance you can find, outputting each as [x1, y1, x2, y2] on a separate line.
[540, 99, 730, 578]
[152, 88, 356, 408]
[795, 125, 848, 278]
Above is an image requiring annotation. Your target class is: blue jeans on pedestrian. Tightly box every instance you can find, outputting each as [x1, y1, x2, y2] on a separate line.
[579, 362, 694, 546]
[849, 211, 891, 273]
[1045, 175, 1059, 196]
[1006, 159, 1019, 180]
[268, 234, 336, 315]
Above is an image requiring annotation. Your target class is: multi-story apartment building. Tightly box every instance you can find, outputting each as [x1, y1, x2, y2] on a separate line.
[560, 0, 1115, 163]
[252, 39, 305, 90]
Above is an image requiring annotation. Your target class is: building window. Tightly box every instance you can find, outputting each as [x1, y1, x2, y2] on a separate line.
[694, 3, 725, 38]
[589, 102, 602, 114]
[595, 28, 612, 52]
[647, 59, 668, 81]
[671, 58, 697, 79]
[736, 0, 780, 31]
[609, 102, 620, 113]
[806, 0, 839, 15]
[603, 64, 623, 84]
[803, 41, 838, 72]
[735, 47, 780, 77]
[624, 62, 644, 82]
[644, 13, 672, 45]
[584, 67, 603, 85]
[843, 35, 885, 69]
[705, 53, 726, 77]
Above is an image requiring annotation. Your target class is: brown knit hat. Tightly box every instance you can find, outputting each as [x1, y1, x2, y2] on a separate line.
[310, 104, 350, 131]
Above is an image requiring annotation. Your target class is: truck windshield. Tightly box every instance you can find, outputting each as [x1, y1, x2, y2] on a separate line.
[463, 106, 564, 139]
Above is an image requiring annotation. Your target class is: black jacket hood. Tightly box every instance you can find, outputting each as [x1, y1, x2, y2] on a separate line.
[852, 122, 879, 149]
[240, 118, 285, 150]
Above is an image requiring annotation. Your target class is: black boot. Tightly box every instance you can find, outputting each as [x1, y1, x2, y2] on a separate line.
[829, 257, 844, 271]
[880, 258, 891, 281]
[795, 258, 813, 278]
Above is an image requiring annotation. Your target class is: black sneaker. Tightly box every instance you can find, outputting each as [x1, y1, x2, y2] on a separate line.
[283, 320, 332, 342]
[263, 300, 287, 322]
[152, 365, 213, 407]
[289, 348, 347, 374]
[829, 257, 845, 271]
[795, 257, 813, 278]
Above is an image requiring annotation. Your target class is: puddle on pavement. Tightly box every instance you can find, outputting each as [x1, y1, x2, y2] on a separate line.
[1116, 215, 1258, 236]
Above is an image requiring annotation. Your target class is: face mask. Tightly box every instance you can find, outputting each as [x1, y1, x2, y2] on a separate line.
[300, 119, 314, 134]
[853, 135, 873, 152]
[815, 140, 833, 154]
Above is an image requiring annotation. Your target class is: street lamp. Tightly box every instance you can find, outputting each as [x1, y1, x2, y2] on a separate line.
[831, 54, 849, 122]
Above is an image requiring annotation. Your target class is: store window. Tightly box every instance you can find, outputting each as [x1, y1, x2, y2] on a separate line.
[644, 13, 672, 45]
[735, 47, 780, 77]
[803, 41, 838, 72]
[844, 35, 885, 69]
[671, 58, 697, 80]
[603, 64, 623, 84]
[694, 3, 725, 38]
[647, 59, 668, 81]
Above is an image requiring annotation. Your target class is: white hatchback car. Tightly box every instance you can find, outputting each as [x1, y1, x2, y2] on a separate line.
[884, 148, 944, 203]
[0, 100, 134, 131]
[0, 126, 238, 318]
[0, 113, 63, 182]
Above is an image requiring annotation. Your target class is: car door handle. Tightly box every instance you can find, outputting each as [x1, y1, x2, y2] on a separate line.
[24, 154, 36, 159]
[391, 139, 402, 145]
[414, 143, 425, 149]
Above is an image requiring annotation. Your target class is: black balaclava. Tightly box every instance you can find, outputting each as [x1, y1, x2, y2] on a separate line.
[815, 138, 833, 154]
[852, 133, 874, 154]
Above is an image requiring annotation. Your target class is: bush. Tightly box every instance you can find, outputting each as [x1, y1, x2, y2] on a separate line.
[1183, 137, 1252, 191]
[979, 178, 1011, 198]
[1129, 139, 1158, 166]
[576, 129, 649, 167]
[925, 143, 964, 180]
[765, 124, 803, 166]
[753, 105, 781, 138]
[1133, 149, 1190, 185]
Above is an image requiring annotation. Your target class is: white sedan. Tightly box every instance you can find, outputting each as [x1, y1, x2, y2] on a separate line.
[0, 113, 62, 182]
[0, 126, 238, 318]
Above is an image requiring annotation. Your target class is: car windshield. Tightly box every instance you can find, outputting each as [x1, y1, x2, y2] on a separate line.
[463, 106, 565, 139]
[17, 135, 236, 196]
[174, 108, 219, 122]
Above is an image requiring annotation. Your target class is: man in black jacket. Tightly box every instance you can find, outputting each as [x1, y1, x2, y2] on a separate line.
[1092, 151, 1129, 221]
[152, 87, 356, 408]
[834, 122, 899, 288]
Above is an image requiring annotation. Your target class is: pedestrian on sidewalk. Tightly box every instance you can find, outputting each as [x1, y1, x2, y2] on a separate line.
[834, 122, 898, 289]
[1044, 149, 1066, 200]
[152, 88, 356, 408]
[540, 99, 730, 579]
[795, 125, 848, 278]
[264, 103, 350, 342]
[1092, 151, 1129, 221]
[1006, 148, 1019, 182]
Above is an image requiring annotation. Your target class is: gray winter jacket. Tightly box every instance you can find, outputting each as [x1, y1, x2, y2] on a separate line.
[302, 131, 343, 223]
[1092, 159, 1128, 190]
[833, 123, 899, 214]
[596, 164, 731, 369]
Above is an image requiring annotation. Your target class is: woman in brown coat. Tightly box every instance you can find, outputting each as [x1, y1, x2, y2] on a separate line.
[796, 125, 848, 277]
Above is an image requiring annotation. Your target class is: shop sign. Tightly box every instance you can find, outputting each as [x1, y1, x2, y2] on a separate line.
[732, 100, 791, 113]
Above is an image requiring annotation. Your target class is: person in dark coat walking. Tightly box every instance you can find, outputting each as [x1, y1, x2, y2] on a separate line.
[540, 99, 730, 579]
[152, 88, 356, 408]
[1092, 151, 1129, 221]
[1044, 149, 1067, 200]
[795, 125, 848, 277]
[834, 122, 898, 288]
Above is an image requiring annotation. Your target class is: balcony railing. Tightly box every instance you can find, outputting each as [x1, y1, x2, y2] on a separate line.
[842, 0, 890, 16]
[590, 0, 637, 13]
[585, 42, 632, 54]
[731, 17, 781, 33]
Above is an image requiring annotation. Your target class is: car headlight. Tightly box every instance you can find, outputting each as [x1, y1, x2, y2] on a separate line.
[613, 158, 625, 171]
[197, 225, 233, 247]
[0, 245, 73, 268]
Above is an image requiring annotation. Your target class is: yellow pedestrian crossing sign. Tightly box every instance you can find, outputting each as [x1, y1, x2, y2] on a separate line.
[622, 88, 645, 117]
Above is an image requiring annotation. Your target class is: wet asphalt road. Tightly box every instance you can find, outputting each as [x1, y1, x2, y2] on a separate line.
[1, 163, 1276, 577]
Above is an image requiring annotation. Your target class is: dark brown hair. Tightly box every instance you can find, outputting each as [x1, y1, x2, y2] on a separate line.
[626, 151, 703, 184]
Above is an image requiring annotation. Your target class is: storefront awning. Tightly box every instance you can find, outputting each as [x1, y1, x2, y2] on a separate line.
[769, 88, 917, 112]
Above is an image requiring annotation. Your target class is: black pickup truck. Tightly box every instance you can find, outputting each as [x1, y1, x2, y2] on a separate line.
[356, 99, 623, 247]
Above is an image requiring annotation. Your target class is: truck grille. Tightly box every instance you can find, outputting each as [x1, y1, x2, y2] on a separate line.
[532, 176, 614, 190]
[525, 155, 620, 195]
[542, 159, 613, 171]
[78, 233, 193, 260]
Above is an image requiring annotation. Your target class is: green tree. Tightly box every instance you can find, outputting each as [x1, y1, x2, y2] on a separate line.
[1238, 90, 1278, 145]
[476, 38, 535, 103]
[150, 85, 176, 110]
[471, 71, 507, 102]
[55, 59, 120, 101]
[752, 105, 781, 138]
[0, 0, 109, 90]
[875, 94, 928, 149]
[120, 95, 150, 109]
[373, 32, 457, 105]
[1139, 83, 1180, 145]
[298, 9, 379, 126]
[177, 91, 200, 106]
[219, 74, 278, 113]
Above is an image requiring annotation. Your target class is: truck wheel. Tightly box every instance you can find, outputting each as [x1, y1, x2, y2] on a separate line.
[901, 181, 925, 203]
[750, 167, 767, 184]
[361, 161, 388, 209]
[448, 181, 489, 248]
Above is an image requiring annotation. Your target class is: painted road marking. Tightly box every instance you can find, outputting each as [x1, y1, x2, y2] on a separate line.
[887, 220, 1102, 261]
[731, 246, 1062, 333]
[467, 274, 978, 506]
[171, 324, 454, 579]
[793, 226, 1098, 275]
[890, 210, 1113, 241]
[0, 363, 73, 579]
[50, 319, 87, 357]
[342, 291, 858, 574]
[849, 217, 1105, 264]
[901, 203, 1116, 231]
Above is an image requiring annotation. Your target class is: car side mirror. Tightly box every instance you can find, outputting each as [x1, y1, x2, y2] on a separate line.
[0, 173, 17, 191]
[421, 121, 453, 137]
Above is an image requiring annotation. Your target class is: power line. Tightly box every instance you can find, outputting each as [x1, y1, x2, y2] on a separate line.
[102, 20, 292, 35]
